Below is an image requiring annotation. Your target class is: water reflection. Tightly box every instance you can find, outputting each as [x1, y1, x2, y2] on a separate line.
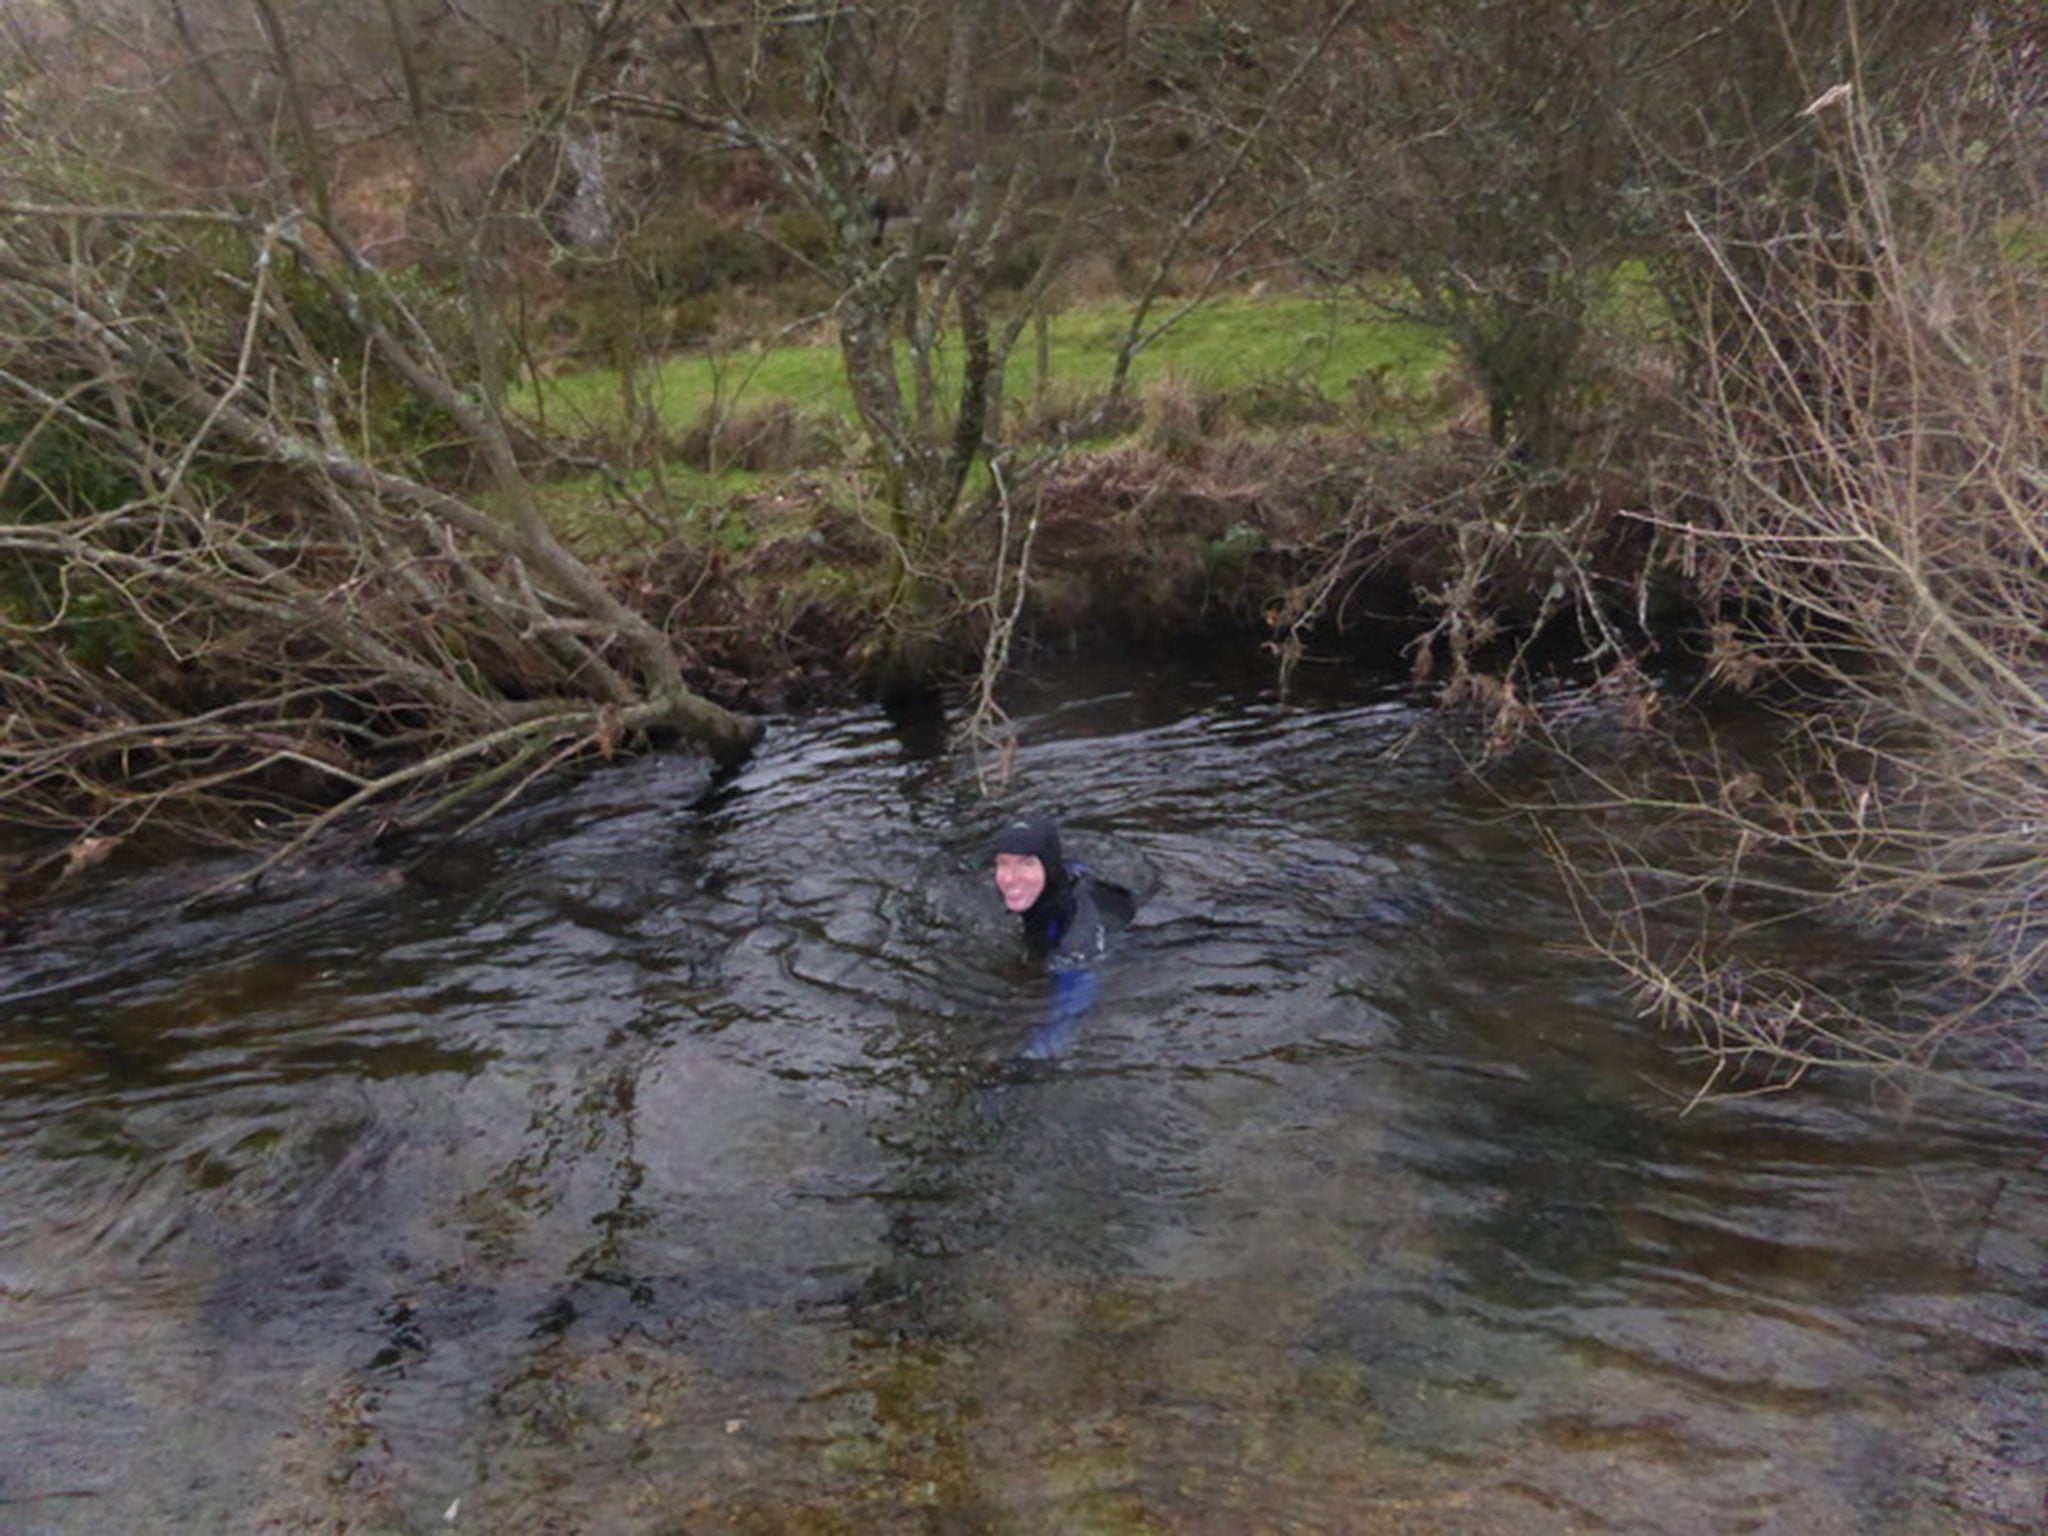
[0, 660, 2042, 1532]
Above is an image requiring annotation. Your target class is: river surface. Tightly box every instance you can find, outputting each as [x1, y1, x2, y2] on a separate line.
[0, 656, 2043, 1533]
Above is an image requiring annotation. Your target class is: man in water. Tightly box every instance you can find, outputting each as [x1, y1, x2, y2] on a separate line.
[991, 815, 1133, 1058]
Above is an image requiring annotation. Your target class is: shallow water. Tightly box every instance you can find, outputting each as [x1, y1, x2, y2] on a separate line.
[1, 657, 2043, 1533]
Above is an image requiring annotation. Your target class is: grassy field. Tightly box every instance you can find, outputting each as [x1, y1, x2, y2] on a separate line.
[518, 294, 1452, 440]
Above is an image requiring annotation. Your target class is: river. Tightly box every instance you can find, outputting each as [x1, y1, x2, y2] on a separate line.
[1, 654, 2042, 1532]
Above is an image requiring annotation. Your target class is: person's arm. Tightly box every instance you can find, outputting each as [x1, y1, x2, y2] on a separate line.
[1019, 963, 1098, 1060]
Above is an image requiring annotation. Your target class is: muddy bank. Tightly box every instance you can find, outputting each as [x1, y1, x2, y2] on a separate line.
[649, 426, 1679, 713]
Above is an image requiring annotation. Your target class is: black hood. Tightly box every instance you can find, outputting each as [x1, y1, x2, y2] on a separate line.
[992, 814, 1075, 944]
[992, 815, 1070, 890]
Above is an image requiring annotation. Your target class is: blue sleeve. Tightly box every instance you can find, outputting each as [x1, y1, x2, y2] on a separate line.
[1019, 964, 1098, 1060]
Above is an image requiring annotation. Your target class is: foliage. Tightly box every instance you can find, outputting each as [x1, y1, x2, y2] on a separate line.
[1566, 39, 2048, 1093]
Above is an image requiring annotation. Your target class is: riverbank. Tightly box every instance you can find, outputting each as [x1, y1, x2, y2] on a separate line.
[611, 383, 1675, 717]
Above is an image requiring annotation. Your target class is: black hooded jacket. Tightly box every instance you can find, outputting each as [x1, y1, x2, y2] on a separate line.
[990, 815, 1133, 965]
[991, 814, 1134, 1059]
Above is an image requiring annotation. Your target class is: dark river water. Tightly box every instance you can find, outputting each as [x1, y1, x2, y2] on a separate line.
[1, 656, 2043, 1533]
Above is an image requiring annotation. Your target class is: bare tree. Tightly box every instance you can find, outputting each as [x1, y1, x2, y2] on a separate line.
[585, 0, 1362, 693]
[581, 1, 1100, 686]
[1274, 0, 1954, 469]
[1565, 24, 2048, 1094]
[0, 0, 757, 896]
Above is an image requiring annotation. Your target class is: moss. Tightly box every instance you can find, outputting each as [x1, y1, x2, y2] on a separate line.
[1202, 520, 1271, 573]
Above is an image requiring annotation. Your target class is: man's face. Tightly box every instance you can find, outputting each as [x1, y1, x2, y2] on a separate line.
[994, 852, 1046, 913]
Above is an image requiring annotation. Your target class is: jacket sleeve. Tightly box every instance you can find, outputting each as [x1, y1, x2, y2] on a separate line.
[1016, 873, 1127, 1060]
[1019, 964, 1098, 1060]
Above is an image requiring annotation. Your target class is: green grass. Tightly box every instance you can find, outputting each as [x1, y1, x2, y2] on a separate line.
[514, 294, 1458, 546]
[517, 294, 1451, 438]
[529, 461, 771, 553]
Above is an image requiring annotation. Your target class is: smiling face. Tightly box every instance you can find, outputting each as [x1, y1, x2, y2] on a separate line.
[993, 851, 1047, 913]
